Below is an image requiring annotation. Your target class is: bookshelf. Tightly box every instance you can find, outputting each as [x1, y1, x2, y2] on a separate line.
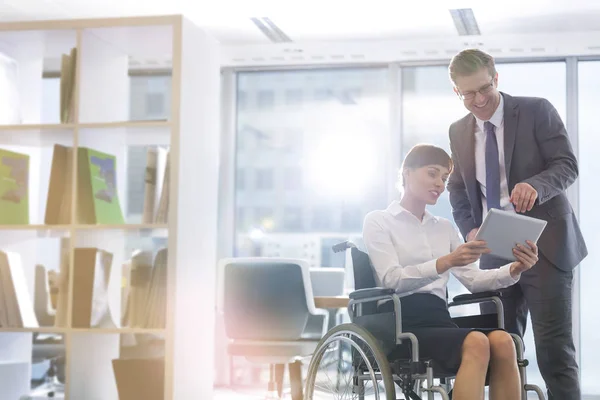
[0, 15, 220, 400]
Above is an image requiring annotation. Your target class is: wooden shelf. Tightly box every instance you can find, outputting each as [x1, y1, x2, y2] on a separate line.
[78, 120, 170, 129]
[0, 326, 67, 334]
[0, 327, 165, 335]
[0, 224, 71, 231]
[0, 14, 220, 400]
[71, 327, 166, 335]
[0, 123, 76, 131]
[73, 224, 169, 231]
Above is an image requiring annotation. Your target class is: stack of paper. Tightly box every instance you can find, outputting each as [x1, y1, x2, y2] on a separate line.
[121, 248, 167, 329]
[71, 247, 116, 328]
[142, 147, 169, 224]
[59, 47, 77, 123]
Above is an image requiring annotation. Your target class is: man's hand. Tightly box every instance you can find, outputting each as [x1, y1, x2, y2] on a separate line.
[509, 240, 539, 278]
[466, 228, 479, 242]
[510, 182, 538, 213]
[437, 240, 490, 273]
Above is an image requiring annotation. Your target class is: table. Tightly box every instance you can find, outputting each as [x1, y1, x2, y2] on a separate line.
[314, 296, 350, 309]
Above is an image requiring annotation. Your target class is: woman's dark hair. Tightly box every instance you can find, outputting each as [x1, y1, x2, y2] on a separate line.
[398, 144, 453, 189]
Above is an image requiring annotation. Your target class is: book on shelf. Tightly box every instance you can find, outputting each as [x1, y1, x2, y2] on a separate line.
[0, 148, 29, 225]
[71, 247, 116, 329]
[59, 47, 77, 124]
[77, 147, 125, 224]
[112, 358, 164, 400]
[33, 264, 57, 327]
[122, 250, 152, 328]
[142, 146, 169, 224]
[0, 251, 38, 328]
[45, 145, 73, 225]
[45, 144, 125, 225]
[122, 248, 167, 329]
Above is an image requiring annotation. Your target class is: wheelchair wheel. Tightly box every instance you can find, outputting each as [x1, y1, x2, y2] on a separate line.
[304, 323, 396, 400]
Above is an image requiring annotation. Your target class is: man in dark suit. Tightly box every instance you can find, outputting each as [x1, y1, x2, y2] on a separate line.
[446, 49, 588, 399]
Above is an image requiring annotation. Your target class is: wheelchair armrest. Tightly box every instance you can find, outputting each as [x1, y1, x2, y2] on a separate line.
[349, 287, 395, 300]
[451, 290, 502, 303]
[448, 291, 505, 329]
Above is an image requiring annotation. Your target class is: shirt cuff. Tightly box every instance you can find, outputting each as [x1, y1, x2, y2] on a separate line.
[498, 263, 520, 286]
[422, 259, 441, 279]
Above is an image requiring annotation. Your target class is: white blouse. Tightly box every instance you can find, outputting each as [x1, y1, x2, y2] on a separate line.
[362, 201, 519, 301]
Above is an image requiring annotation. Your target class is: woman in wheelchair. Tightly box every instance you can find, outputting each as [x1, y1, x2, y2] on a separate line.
[362, 144, 538, 400]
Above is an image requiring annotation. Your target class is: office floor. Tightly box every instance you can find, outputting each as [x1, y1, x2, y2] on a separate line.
[213, 387, 600, 399]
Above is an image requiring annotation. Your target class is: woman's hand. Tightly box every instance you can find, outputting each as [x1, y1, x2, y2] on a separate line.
[509, 240, 539, 278]
[437, 240, 491, 273]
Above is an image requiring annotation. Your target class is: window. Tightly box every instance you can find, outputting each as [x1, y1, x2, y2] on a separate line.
[282, 207, 303, 231]
[129, 75, 171, 120]
[579, 60, 600, 396]
[257, 90, 275, 108]
[340, 205, 363, 231]
[235, 68, 390, 262]
[314, 88, 331, 101]
[255, 168, 274, 190]
[284, 89, 303, 106]
[311, 206, 334, 231]
[237, 90, 247, 110]
[236, 169, 245, 190]
[253, 207, 273, 229]
[401, 62, 566, 391]
[284, 167, 302, 191]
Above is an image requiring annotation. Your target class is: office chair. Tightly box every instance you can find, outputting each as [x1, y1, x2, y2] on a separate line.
[218, 257, 329, 400]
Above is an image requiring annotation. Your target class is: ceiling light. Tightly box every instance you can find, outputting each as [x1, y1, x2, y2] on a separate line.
[449, 8, 481, 36]
[250, 17, 292, 43]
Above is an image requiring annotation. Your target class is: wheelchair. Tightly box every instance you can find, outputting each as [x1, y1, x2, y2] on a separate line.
[304, 241, 546, 400]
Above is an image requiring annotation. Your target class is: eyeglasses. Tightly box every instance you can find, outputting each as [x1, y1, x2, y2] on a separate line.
[457, 80, 495, 101]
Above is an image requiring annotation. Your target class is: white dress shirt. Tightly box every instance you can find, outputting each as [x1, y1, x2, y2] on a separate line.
[362, 201, 519, 301]
[474, 94, 515, 217]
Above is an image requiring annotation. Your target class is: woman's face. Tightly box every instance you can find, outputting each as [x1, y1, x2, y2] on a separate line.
[404, 164, 450, 205]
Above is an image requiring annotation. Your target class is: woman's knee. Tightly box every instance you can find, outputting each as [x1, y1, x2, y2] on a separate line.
[462, 331, 490, 366]
[488, 330, 517, 363]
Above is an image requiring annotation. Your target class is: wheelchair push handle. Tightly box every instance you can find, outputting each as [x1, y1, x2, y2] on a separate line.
[331, 240, 356, 253]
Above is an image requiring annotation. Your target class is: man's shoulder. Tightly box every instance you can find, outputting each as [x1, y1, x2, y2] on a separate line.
[504, 93, 552, 110]
[449, 112, 472, 136]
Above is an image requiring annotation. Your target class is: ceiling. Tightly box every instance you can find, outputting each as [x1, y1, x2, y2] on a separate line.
[2, 0, 600, 69]
[1, 0, 600, 45]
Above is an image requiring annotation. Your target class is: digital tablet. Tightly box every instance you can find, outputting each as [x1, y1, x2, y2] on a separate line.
[474, 208, 547, 261]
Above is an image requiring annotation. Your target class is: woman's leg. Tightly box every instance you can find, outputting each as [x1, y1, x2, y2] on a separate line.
[453, 331, 490, 400]
[487, 330, 521, 400]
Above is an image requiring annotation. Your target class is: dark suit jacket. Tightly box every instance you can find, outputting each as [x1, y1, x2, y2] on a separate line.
[447, 92, 587, 271]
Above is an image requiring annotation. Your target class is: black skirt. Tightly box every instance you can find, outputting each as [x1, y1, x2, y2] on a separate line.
[384, 292, 501, 373]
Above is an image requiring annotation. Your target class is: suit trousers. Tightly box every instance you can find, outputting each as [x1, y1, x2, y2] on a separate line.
[480, 252, 579, 400]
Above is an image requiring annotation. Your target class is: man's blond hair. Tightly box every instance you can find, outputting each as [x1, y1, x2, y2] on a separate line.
[449, 49, 497, 84]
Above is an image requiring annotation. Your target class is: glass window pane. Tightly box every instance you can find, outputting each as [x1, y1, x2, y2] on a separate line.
[235, 68, 390, 276]
[401, 62, 566, 392]
[579, 60, 600, 397]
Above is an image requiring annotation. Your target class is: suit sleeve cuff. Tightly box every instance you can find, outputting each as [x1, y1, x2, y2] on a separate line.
[498, 263, 520, 286]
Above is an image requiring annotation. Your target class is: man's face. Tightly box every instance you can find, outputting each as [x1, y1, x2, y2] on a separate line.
[453, 67, 500, 121]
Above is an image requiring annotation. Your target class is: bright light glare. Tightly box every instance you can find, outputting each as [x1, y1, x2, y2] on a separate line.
[249, 228, 265, 240]
[305, 134, 376, 198]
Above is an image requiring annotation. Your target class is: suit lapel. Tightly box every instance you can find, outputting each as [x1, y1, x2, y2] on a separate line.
[502, 92, 519, 187]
